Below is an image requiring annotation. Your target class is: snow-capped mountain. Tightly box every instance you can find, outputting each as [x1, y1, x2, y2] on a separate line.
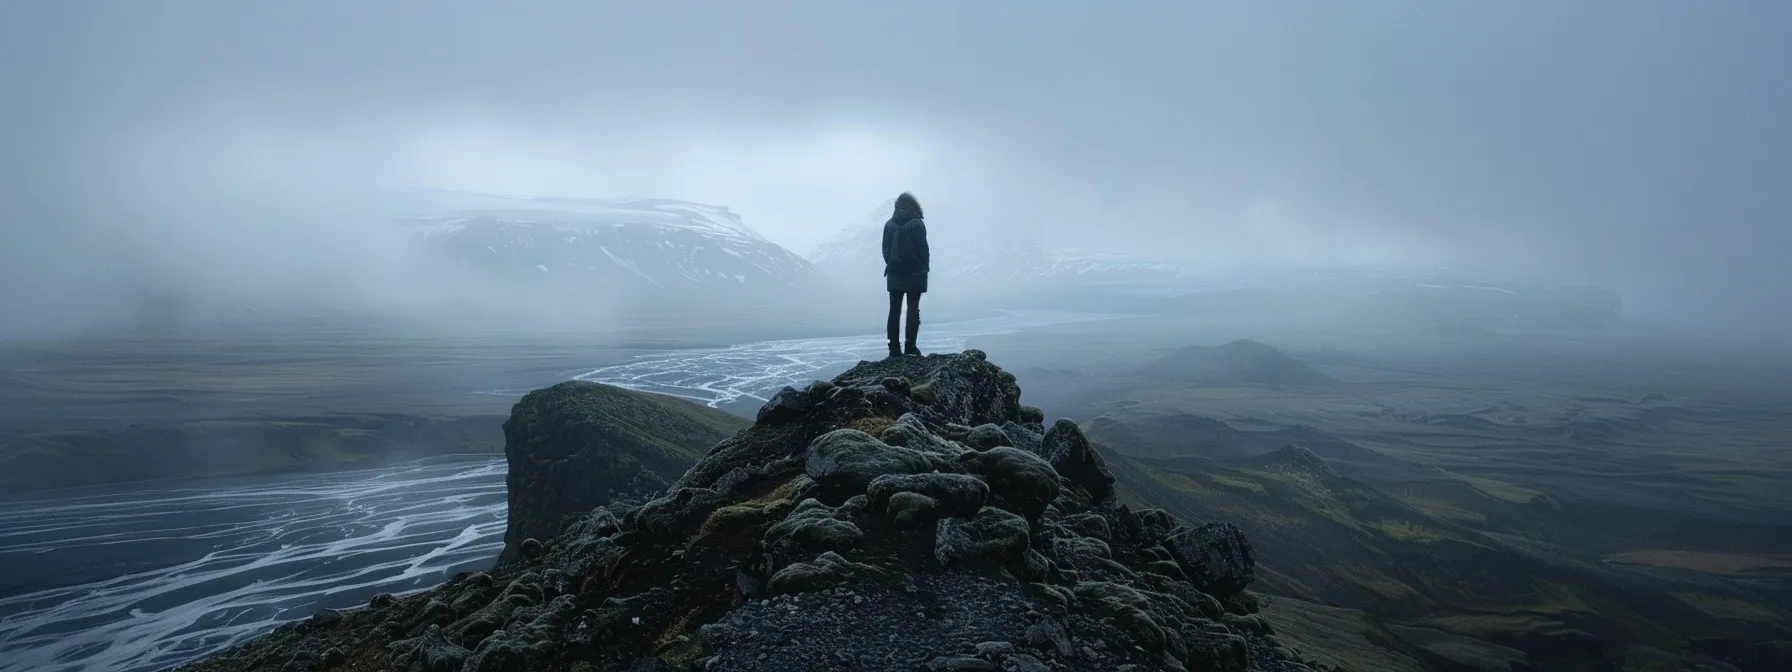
[400, 197, 819, 295]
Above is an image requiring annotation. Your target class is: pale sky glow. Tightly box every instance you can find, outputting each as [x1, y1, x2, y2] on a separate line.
[399, 119, 972, 253]
[2, 1, 1788, 334]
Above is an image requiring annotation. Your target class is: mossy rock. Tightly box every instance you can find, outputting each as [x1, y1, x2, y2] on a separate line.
[804, 429, 944, 499]
[866, 472, 989, 520]
[960, 446, 1060, 520]
[766, 551, 882, 595]
[935, 506, 1031, 568]
[764, 499, 864, 555]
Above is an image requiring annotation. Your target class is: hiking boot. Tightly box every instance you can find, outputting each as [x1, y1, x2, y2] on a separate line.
[904, 342, 922, 356]
[888, 342, 903, 359]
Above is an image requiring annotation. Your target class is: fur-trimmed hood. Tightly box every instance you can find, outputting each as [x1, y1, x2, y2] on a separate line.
[891, 192, 923, 222]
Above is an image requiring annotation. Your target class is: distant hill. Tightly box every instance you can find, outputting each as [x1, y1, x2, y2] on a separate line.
[1135, 339, 1333, 386]
[1093, 433, 1789, 672]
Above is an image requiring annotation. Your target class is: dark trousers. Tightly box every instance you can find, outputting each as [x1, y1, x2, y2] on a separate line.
[887, 291, 921, 348]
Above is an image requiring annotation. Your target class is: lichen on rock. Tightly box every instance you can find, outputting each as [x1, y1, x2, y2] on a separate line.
[766, 550, 884, 595]
[804, 428, 945, 500]
[866, 472, 989, 520]
[177, 350, 1316, 672]
[1163, 522, 1256, 598]
[936, 506, 1032, 568]
[763, 498, 864, 560]
[1037, 418, 1117, 505]
[959, 446, 1061, 521]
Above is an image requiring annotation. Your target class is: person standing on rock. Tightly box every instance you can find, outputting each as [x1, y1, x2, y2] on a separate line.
[882, 192, 931, 358]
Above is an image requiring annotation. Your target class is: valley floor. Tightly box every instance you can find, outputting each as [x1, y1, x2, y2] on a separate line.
[0, 308, 1095, 494]
[968, 318, 1792, 671]
[5, 308, 1788, 669]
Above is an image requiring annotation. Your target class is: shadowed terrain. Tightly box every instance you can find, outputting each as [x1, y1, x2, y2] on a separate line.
[4, 308, 1787, 671]
[1133, 340, 1334, 387]
[498, 380, 748, 562]
[177, 352, 1324, 672]
[968, 324, 1792, 671]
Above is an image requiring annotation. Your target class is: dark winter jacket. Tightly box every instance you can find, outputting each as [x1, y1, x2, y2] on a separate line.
[882, 201, 930, 293]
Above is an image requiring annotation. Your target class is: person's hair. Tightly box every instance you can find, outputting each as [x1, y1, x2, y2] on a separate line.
[894, 192, 922, 217]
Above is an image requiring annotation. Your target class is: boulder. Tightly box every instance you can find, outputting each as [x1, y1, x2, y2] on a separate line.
[935, 507, 1031, 568]
[1162, 523, 1255, 597]
[763, 499, 863, 559]
[766, 551, 880, 595]
[1037, 419, 1117, 505]
[959, 447, 1060, 520]
[886, 491, 941, 527]
[967, 424, 1012, 450]
[804, 429, 943, 499]
[756, 386, 812, 426]
[1119, 506, 1182, 545]
[866, 472, 989, 520]
[999, 421, 1044, 455]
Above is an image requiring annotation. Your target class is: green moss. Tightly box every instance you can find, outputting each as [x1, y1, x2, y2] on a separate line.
[506, 381, 747, 470]
[1147, 467, 1210, 494]
[1209, 474, 1265, 493]
[1368, 519, 1455, 544]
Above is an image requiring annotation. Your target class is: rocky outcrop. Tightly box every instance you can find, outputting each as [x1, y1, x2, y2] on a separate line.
[180, 350, 1320, 672]
[497, 381, 747, 562]
[1040, 418, 1117, 506]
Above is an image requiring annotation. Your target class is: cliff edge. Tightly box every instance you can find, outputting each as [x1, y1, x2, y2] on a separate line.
[180, 351, 1325, 672]
[499, 381, 747, 562]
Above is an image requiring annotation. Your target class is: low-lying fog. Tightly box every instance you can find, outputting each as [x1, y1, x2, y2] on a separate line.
[2, 2, 1789, 350]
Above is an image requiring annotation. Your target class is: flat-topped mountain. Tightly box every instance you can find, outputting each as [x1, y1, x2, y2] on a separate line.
[498, 381, 749, 563]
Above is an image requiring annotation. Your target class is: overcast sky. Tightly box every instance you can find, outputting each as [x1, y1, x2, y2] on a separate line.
[2, 1, 1788, 334]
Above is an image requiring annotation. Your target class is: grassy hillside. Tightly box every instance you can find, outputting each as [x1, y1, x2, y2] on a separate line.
[503, 379, 747, 470]
[1020, 334, 1792, 671]
[1102, 439, 1792, 669]
[499, 380, 750, 560]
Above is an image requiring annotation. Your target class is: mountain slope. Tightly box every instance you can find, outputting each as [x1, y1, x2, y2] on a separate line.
[401, 196, 823, 304]
[1093, 427, 1792, 671]
[180, 352, 1320, 672]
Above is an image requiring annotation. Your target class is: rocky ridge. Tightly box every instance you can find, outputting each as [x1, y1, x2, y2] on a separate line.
[180, 351, 1327, 672]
